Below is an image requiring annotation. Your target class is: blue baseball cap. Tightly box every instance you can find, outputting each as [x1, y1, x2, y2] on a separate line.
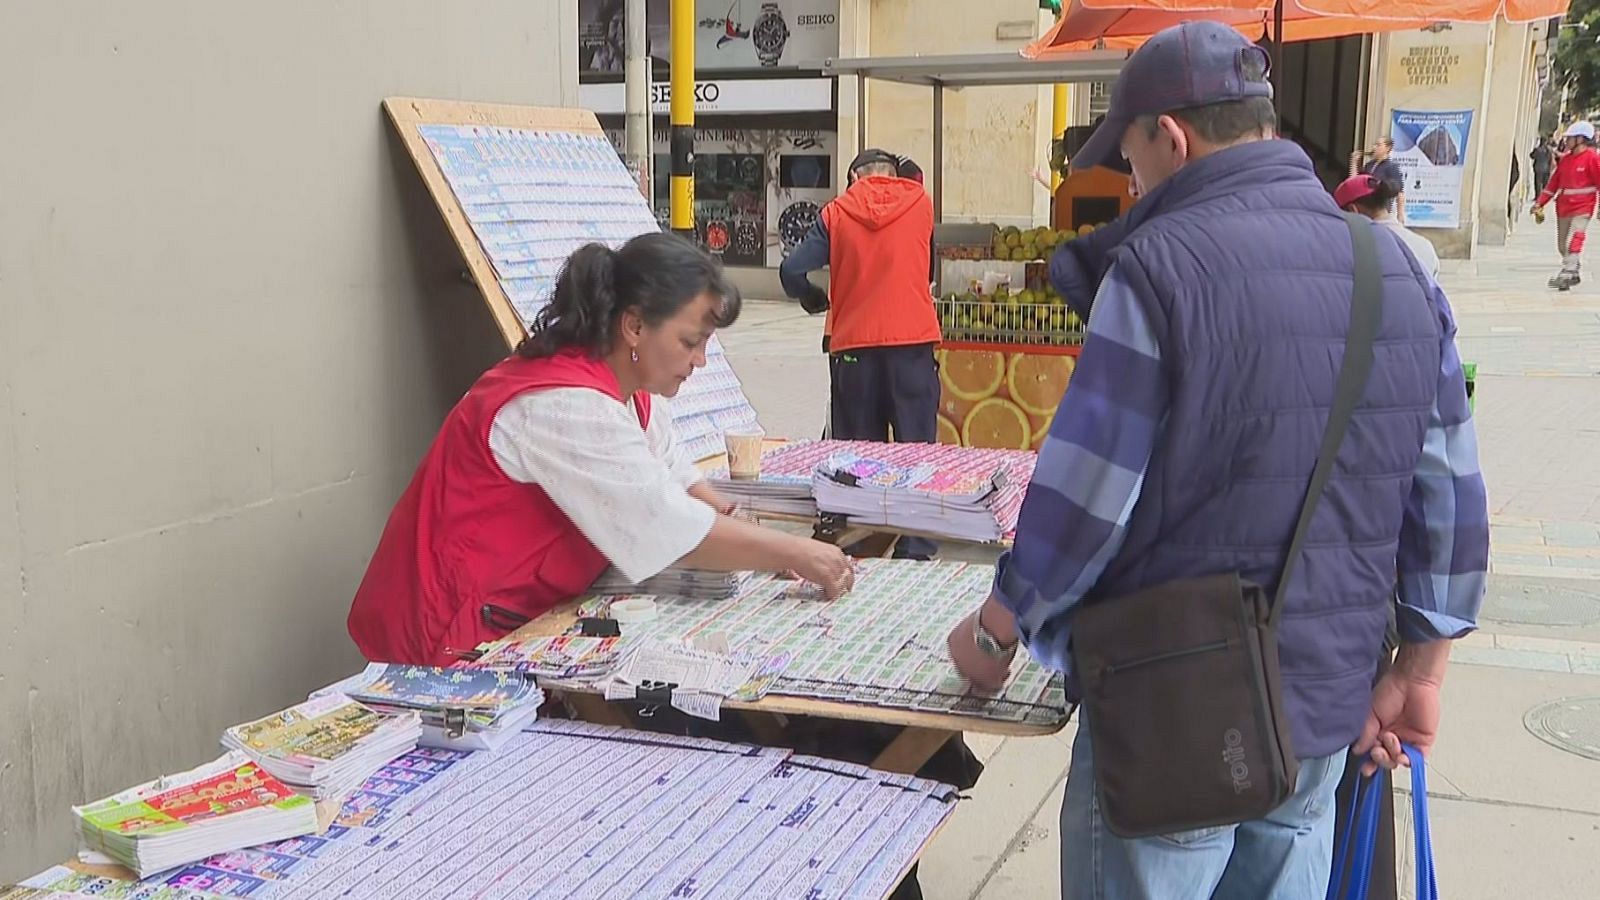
[1072, 21, 1274, 172]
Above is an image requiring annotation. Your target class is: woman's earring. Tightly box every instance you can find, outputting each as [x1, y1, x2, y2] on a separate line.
[630, 348, 639, 363]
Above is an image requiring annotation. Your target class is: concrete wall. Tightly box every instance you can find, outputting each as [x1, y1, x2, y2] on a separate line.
[1477, 20, 1534, 245]
[0, 1, 575, 880]
[865, 0, 1053, 228]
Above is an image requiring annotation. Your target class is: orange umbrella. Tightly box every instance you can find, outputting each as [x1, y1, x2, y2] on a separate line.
[1027, 0, 1569, 56]
[1026, 1, 1429, 55]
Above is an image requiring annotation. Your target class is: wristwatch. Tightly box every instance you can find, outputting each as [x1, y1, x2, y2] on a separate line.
[752, 3, 790, 68]
[973, 613, 1018, 660]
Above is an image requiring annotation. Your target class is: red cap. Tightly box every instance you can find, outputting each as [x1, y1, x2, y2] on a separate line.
[1334, 174, 1380, 209]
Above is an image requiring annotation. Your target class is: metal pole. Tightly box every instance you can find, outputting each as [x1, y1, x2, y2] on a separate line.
[669, 0, 695, 239]
[856, 75, 867, 156]
[623, 0, 651, 201]
[1051, 84, 1069, 192]
[1270, 0, 1285, 109]
[932, 83, 944, 224]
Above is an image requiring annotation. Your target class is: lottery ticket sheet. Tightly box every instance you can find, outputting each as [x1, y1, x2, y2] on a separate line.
[576, 559, 1069, 727]
[707, 441, 1037, 542]
[21, 719, 956, 900]
[416, 124, 761, 462]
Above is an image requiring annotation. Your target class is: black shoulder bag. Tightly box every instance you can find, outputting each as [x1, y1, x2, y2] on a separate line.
[1069, 213, 1384, 838]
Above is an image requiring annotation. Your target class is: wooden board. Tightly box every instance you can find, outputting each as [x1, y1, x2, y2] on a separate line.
[382, 96, 606, 350]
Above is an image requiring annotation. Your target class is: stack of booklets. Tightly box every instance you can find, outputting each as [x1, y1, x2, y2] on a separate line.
[589, 566, 750, 601]
[71, 752, 318, 878]
[706, 440, 817, 517]
[708, 474, 817, 517]
[221, 695, 421, 800]
[812, 450, 1010, 542]
[313, 664, 545, 752]
[470, 634, 622, 681]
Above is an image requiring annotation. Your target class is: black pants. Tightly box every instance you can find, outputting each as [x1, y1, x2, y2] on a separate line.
[829, 343, 941, 559]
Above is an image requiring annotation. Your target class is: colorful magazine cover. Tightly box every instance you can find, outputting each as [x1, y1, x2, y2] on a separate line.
[345, 664, 536, 713]
[79, 758, 309, 838]
[225, 695, 390, 765]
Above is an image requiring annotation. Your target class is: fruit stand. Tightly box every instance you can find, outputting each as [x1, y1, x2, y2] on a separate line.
[821, 49, 1134, 450]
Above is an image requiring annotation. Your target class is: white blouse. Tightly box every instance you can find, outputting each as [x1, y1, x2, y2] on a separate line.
[488, 389, 714, 584]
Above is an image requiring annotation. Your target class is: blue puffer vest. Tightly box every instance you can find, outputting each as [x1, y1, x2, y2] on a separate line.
[1092, 141, 1443, 759]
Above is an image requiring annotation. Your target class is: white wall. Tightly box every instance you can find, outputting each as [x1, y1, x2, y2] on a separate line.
[0, 1, 576, 879]
[865, 0, 1054, 228]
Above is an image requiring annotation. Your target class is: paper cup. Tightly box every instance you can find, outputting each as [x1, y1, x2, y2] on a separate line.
[724, 429, 766, 480]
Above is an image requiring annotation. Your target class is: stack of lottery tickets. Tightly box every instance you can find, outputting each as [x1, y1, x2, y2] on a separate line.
[469, 634, 623, 681]
[314, 664, 545, 753]
[813, 449, 1011, 542]
[710, 440, 1036, 540]
[221, 695, 420, 801]
[71, 752, 318, 877]
[588, 566, 751, 601]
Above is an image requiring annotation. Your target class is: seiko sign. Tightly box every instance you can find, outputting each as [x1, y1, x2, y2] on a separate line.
[796, 14, 836, 26]
[650, 82, 721, 105]
[580, 78, 833, 115]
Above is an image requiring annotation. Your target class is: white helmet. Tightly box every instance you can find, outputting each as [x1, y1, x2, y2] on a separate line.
[1565, 121, 1595, 140]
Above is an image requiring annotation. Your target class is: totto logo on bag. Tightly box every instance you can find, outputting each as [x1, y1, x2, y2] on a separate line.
[1223, 728, 1253, 794]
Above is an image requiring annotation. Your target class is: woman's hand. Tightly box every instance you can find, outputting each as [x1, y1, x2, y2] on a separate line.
[688, 481, 736, 516]
[785, 538, 854, 601]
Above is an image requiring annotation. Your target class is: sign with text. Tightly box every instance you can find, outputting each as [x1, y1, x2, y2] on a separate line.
[579, 77, 832, 115]
[1391, 108, 1474, 229]
[578, 0, 839, 73]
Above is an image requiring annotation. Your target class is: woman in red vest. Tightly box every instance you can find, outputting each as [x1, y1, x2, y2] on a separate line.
[348, 233, 853, 665]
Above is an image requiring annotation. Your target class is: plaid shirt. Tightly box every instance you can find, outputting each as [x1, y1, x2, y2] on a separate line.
[993, 266, 1488, 674]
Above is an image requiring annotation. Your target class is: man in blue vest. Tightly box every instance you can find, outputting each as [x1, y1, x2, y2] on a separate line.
[946, 22, 1487, 899]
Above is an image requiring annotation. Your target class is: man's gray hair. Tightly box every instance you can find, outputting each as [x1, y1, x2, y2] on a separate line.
[1135, 50, 1276, 146]
[851, 160, 899, 179]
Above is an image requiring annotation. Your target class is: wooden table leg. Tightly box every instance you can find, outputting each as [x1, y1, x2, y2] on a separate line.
[870, 726, 956, 775]
[562, 690, 636, 729]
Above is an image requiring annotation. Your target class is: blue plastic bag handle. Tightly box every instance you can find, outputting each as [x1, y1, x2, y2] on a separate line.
[1326, 743, 1437, 900]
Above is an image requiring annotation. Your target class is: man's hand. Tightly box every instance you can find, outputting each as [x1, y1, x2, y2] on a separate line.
[946, 598, 1019, 692]
[798, 285, 830, 315]
[1354, 641, 1451, 775]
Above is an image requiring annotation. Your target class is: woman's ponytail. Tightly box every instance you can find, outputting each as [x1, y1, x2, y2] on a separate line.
[518, 243, 619, 358]
[517, 232, 741, 359]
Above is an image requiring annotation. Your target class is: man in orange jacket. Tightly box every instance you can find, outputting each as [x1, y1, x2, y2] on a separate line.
[780, 148, 942, 559]
[1533, 121, 1600, 290]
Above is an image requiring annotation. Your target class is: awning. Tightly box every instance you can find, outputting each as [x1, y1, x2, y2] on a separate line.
[1026, 0, 1568, 56]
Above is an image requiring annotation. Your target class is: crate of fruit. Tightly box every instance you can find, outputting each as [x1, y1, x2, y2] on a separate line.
[936, 284, 1086, 347]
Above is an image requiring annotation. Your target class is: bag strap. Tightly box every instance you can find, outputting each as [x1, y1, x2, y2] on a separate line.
[1270, 213, 1385, 624]
[1405, 744, 1439, 900]
[1326, 744, 1437, 900]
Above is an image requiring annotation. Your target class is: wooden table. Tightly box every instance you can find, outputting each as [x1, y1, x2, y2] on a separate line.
[508, 601, 1067, 777]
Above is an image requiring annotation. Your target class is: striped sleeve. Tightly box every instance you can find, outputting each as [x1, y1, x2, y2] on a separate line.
[991, 265, 1168, 674]
[1395, 281, 1489, 643]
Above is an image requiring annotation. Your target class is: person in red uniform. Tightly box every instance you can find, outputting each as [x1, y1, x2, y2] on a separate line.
[778, 148, 943, 559]
[1533, 120, 1600, 290]
[347, 233, 853, 666]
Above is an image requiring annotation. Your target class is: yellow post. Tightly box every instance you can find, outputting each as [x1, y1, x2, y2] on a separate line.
[669, 0, 695, 237]
[1051, 83, 1069, 191]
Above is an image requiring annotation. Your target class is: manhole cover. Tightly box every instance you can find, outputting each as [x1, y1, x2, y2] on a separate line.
[1525, 697, 1600, 762]
[1480, 577, 1600, 627]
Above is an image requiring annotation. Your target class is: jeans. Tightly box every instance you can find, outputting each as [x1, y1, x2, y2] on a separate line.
[1061, 723, 1347, 900]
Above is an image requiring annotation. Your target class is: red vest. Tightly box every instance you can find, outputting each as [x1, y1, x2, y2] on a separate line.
[347, 350, 650, 665]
